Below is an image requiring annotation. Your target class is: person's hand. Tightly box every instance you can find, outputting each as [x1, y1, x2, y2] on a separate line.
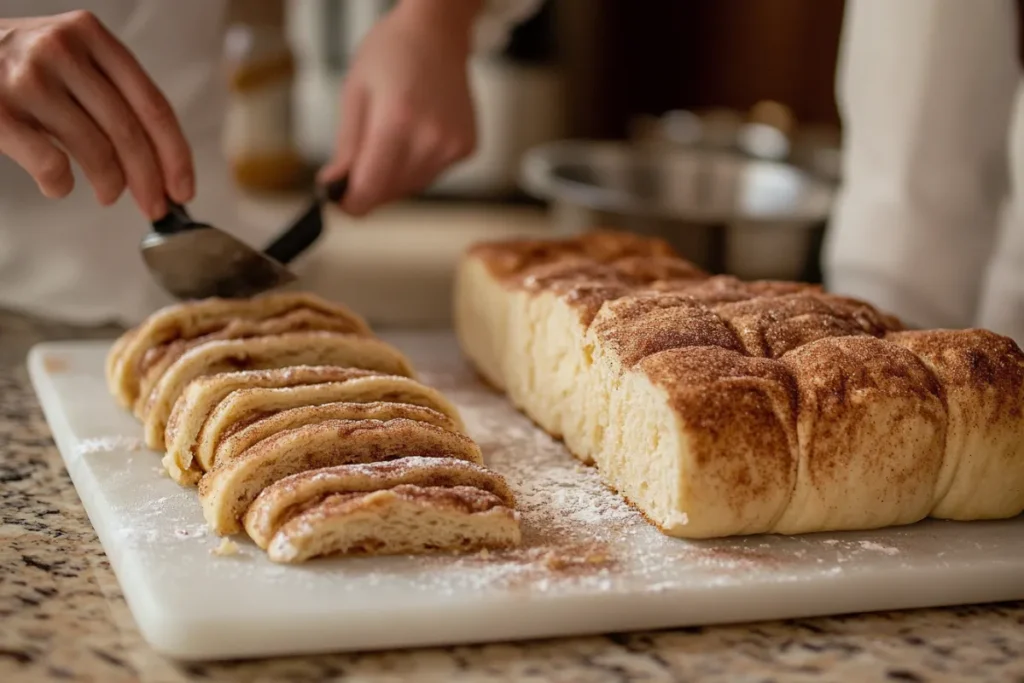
[318, 0, 482, 216]
[0, 10, 194, 219]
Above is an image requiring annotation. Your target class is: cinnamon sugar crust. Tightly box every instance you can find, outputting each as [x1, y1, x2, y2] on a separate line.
[888, 329, 1024, 405]
[590, 293, 744, 368]
[455, 229, 1024, 537]
[715, 293, 903, 359]
[467, 229, 678, 281]
[780, 336, 947, 494]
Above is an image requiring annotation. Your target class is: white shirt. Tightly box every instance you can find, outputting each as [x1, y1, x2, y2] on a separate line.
[825, 0, 1024, 345]
[0, 0, 540, 327]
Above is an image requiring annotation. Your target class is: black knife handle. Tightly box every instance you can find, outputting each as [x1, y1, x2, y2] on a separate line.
[151, 200, 195, 235]
[319, 176, 349, 204]
[263, 178, 348, 265]
[263, 209, 323, 266]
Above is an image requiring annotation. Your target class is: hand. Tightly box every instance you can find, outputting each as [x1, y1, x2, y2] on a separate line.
[318, 0, 482, 216]
[0, 11, 194, 219]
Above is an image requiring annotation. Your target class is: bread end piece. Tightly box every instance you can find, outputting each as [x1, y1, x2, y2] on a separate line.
[266, 485, 521, 564]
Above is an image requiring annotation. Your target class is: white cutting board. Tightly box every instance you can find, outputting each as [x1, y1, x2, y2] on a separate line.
[27, 331, 1024, 662]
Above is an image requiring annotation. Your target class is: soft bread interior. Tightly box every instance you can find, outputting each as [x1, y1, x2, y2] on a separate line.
[266, 485, 521, 564]
[199, 418, 484, 535]
[214, 402, 460, 477]
[453, 256, 510, 390]
[196, 378, 466, 472]
[140, 332, 416, 450]
[243, 456, 515, 548]
[107, 292, 370, 408]
[134, 309, 368, 413]
[163, 366, 379, 485]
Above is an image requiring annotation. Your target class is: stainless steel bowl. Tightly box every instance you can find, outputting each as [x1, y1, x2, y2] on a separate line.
[520, 140, 836, 279]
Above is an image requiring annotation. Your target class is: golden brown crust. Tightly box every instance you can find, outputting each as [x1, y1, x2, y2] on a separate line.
[780, 336, 947, 489]
[651, 275, 819, 305]
[609, 255, 707, 283]
[637, 346, 799, 518]
[714, 293, 903, 359]
[467, 229, 679, 281]
[590, 293, 743, 368]
[888, 329, 1024, 430]
[888, 329, 1024, 396]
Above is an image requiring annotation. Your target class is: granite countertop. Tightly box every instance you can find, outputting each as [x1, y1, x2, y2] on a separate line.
[1, 312, 1023, 683]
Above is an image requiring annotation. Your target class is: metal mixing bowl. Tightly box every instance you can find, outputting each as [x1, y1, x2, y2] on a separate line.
[519, 140, 836, 280]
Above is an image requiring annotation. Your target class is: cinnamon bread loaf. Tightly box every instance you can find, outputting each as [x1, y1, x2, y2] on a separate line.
[454, 230, 1024, 537]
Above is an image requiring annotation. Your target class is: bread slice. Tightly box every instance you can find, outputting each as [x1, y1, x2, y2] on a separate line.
[133, 309, 368, 416]
[209, 400, 462, 475]
[889, 329, 1024, 520]
[265, 485, 521, 564]
[104, 327, 138, 394]
[163, 366, 379, 485]
[107, 292, 370, 409]
[199, 418, 484, 535]
[163, 366, 462, 485]
[193, 379, 466, 473]
[140, 332, 416, 451]
[243, 456, 515, 548]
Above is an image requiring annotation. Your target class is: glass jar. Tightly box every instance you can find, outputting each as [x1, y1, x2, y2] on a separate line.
[222, 19, 306, 191]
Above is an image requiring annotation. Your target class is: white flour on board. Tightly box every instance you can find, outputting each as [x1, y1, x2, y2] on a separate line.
[101, 336, 937, 596]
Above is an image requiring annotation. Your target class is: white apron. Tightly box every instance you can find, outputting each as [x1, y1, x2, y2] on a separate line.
[825, 0, 1024, 345]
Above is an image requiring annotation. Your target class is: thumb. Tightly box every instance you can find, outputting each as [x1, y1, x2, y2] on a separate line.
[318, 81, 368, 190]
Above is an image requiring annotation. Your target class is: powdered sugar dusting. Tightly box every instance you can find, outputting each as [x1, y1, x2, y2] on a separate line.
[75, 435, 144, 457]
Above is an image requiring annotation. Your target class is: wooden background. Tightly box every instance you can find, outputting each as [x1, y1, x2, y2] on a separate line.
[555, 0, 847, 138]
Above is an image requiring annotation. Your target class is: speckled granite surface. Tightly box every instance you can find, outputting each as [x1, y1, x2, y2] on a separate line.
[1, 313, 1023, 683]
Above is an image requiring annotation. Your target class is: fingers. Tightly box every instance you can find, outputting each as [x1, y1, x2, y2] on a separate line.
[318, 82, 368, 187]
[344, 102, 411, 216]
[14, 39, 127, 205]
[0, 106, 73, 198]
[31, 87, 126, 207]
[70, 10, 194, 204]
[338, 104, 474, 216]
[54, 43, 166, 218]
[403, 122, 474, 196]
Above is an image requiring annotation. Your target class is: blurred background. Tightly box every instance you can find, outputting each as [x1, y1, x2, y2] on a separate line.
[229, 0, 847, 326]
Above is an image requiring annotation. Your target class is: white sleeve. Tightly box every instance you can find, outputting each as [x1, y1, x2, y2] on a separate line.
[823, 0, 1020, 329]
[977, 85, 1024, 346]
[471, 0, 547, 55]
